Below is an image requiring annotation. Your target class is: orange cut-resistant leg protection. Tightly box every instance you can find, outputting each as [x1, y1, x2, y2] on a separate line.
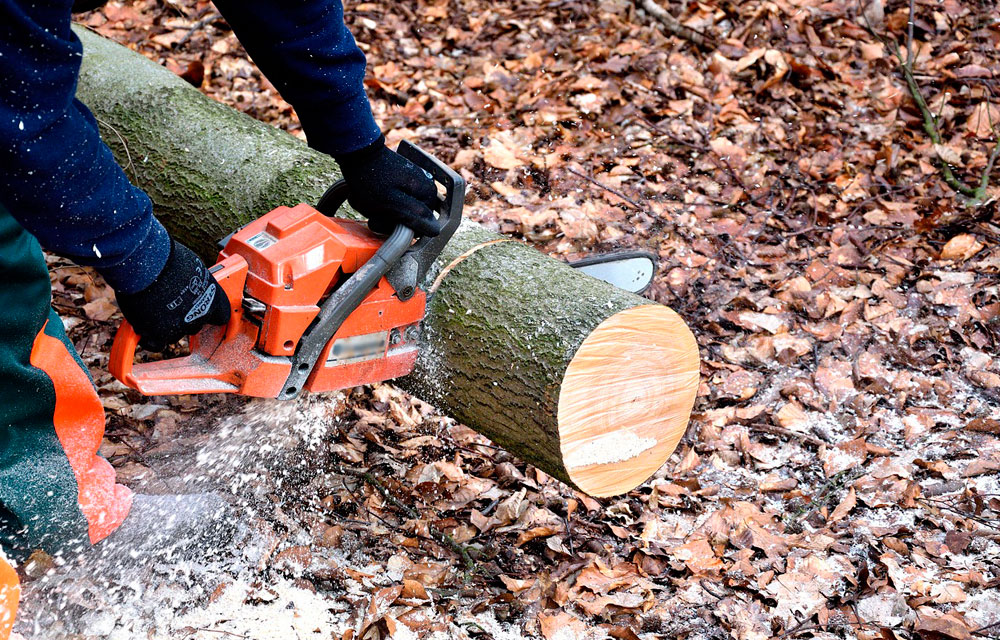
[0, 203, 131, 555]
[0, 554, 18, 640]
[29, 320, 133, 545]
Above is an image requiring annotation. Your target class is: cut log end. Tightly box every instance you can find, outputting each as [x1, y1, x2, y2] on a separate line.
[557, 305, 700, 497]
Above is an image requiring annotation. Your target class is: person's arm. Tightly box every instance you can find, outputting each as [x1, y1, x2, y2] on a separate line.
[0, 1, 170, 294]
[211, 0, 381, 156]
[0, 1, 229, 348]
[213, 0, 441, 237]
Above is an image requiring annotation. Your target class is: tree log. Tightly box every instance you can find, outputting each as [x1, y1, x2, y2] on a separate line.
[74, 26, 700, 497]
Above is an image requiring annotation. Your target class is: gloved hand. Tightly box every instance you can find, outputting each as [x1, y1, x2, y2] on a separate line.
[334, 135, 441, 237]
[115, 240, 231, 352]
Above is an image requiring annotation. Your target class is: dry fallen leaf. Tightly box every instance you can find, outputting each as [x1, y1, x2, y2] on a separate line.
[538, 611, 589, 640]
[499, 575, 535, 594]
[82, 297, 119, 321]
[940, 234, 984, 261]
[829, 487, 857, 522]
[914, 607, 973, 640]
[483, 136, 525, 169]
[934, 143, 964, 167]
[965, 102, 997, 139]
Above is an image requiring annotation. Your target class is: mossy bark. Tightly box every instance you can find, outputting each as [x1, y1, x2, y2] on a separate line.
[74, 27, 685, 494]
[74, 26, 342, 259]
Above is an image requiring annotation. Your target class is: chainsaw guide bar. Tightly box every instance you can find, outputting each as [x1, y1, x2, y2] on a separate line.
[110, 141, 465, 399]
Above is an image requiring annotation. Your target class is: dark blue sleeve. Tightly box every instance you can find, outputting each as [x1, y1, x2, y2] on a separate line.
[212, 0, 383, 156]
[0, 1, 171, 294]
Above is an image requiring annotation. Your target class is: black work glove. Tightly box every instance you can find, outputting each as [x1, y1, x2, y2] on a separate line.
[334, 135, 441, 237]
[115, 240, 231, 352]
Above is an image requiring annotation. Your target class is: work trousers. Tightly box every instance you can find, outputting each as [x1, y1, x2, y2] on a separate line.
[0, 203, 133, 638]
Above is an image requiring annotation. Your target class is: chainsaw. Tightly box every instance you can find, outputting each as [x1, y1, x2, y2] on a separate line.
[109, 141, 464, 399]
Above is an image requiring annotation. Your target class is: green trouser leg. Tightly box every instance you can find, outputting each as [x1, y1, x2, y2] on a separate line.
[0, 203, 132, 558]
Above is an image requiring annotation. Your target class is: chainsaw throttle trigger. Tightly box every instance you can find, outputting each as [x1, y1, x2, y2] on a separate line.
[317, 140, 465, 301]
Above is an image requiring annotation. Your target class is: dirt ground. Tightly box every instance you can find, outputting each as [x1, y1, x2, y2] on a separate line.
[14, 0, 1000, 638]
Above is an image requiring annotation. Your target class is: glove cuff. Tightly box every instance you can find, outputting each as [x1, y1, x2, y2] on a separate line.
[332, 134, 386, 165]
[124, 238, 183, 298]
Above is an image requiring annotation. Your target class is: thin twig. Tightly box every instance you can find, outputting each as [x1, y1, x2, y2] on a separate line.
[906, 0, 915, 72]
[974, 620, 1000, 638]
[335, 464, 476, 570]
[780, 621, 886, 639]
[751, 423, 826, 447]
[565, 167, 647, 211]
[188, 627, 248, 639]
[980, 129, 1000, 195]
[636, 0, 715, 50]
[177, 11, 222, 48]
[93, 116, 137, 184]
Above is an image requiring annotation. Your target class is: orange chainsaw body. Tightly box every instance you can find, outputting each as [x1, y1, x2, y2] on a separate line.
[110, 141, 464, 400]
[110, 203, 425, 397]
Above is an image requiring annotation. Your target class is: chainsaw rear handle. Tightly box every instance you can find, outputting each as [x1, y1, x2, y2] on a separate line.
[318, 139, 465, 300]
[109, 254, 249, 393]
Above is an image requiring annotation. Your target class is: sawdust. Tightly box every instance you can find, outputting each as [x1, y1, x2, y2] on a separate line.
[169, 576, 348, 639]
[16, 392, 544, 640]
[16, 396, 348, 639]
[459, 611, 532, 640]
[562, 431, 658, 468]
[856, 592, 913, 627]
[958, 586, 1000, 629]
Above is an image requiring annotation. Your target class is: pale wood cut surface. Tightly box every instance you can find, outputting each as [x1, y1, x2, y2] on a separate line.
[557, 305, 701, 497]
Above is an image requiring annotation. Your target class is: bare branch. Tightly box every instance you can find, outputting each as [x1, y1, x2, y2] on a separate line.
[889, 39, 980, 198]
[906, 0, 915, 72]
[859, 0, 996, 205]
[637, 0, 715, 51]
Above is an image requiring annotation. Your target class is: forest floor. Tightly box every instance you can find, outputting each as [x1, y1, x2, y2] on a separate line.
[14, 0, 1000, 638]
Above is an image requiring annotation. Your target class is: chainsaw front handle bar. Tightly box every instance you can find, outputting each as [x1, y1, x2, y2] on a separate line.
[285, 141, 464, 399]
[317, 140, 466, 301]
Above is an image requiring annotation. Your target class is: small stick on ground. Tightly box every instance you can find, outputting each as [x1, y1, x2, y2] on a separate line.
[750, 423, 826, 448]
[336, 464, 476, 570]
[566, 167, 648, 212]
[636, 0, 715, 50]
[177, 11, 222, 48]
[190, 628, 249, 639]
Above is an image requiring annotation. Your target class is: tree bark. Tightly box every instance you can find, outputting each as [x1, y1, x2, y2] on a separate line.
[74, 26, 700, 497]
